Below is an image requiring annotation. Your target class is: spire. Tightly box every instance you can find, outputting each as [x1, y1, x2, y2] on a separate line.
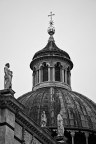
[48, 12, 55, 38]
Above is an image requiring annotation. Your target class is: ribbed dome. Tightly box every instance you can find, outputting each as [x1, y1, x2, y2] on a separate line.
[32, 39, 70, 60]
[30, 37, 73, 71]
[18, 87, 96, 132]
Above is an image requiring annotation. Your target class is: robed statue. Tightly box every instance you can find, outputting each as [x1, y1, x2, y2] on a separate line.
[4, 63, 13, 89]
[57, 113, 64, 136]
[41, 111, 47, 127]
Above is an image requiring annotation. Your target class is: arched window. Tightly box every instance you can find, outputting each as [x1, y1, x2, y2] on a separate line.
[55, 62, 61, 81]
[42, 62, 48, 82]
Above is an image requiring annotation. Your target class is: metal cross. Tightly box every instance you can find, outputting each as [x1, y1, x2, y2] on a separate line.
[48, 12, 55, 21]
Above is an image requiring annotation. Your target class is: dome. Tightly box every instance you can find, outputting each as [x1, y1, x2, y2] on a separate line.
[30, 37, 73, 71]
[18, 87, 96, 132]
[32, 40, 70, 60]
[17, 14, 96, 143]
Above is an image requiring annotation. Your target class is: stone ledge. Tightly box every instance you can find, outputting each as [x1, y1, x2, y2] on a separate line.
[0, 89, 15, 97]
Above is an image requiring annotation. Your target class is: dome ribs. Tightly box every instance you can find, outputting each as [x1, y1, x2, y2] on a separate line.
[37, 89, 48, 125]
[57, 88, 70, 128]
[18, 91, 33, 105]
[28, 91, 42, 122]
[38, 88, 50, 126]
[67, 91, 82, 128]
[71, 92, 92, 129]
[35, 88, 48, 124]
[51, 88, 61, 126]
[18, 88, 96, 133]
[75, 93, 96, 130]
[32, 40, 71, 61]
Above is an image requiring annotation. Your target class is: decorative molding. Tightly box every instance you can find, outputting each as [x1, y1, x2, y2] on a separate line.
[0, 122, 14, 131]
[31, 55, 73, 70]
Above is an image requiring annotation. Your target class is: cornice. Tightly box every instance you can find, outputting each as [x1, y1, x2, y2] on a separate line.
[32, 82, 71, 91]
[30, 55, 73, 70]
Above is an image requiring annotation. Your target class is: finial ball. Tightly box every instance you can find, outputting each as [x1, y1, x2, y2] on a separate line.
[48, 27, 55, 36]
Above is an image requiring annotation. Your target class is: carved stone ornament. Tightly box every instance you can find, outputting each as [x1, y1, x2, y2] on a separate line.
[4, 63, 13, 89]
[57, 113, 64, 136]
[41, 111, 47, 127]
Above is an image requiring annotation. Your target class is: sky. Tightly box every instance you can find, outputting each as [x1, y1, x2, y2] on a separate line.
[0, 0, 96, 102]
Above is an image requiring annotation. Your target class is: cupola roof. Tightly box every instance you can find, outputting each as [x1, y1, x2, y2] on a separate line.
[33, 12, 70, 61]
[31, 12, 73, 70]
[32, 38, 71, 60]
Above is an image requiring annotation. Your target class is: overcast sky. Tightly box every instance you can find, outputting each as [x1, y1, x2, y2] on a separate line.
[0, 0, 96, 102]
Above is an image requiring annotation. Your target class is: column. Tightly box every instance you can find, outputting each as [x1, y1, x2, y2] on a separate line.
[48, 67, 51, 81]
[67, 71, 70, 85]
[62, 68, 64, 82]
[71, 131, 75, 144]
[39, 69, 41, 83]
[35, 72, 36, 85]
[36, 70, 38, 84]
[69, 72, 71, 86]
[65, 69, 67, 84]
[33, 73, 35, 86]
[52, 67, 55, 81]
[35, 70, 37, 85]
[85, 132, 89, 144]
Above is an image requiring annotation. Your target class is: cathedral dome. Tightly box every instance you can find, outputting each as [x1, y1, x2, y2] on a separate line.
[17, 13, 96, 143]
[18, 87, 96, 133]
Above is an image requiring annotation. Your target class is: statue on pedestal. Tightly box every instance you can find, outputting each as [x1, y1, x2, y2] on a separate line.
[57, 113, 64, 136]
[4, 63, 13, 89]
[41, 111, 47, 127]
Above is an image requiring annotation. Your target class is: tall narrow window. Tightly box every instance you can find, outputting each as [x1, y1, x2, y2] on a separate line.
[64, 69, 65, 82]
[42, 62, 48, 82]
[55, 62, 61, 81]
[67, 67, 70, 85]
[33, 67, 36, 86]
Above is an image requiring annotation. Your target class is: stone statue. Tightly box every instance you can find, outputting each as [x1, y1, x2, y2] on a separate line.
[57, 113, 64, 136]
[41, 111, 47, 127]
[4, 63, 13, 89]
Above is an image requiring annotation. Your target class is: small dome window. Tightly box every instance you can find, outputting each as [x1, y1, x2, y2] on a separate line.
[55, 62, 61, 82]
[33, 67, 36, 86]
[42, 62, 48, 82]
[67, 67, 70, 85]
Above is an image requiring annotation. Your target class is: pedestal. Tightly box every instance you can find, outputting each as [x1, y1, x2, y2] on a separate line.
[0, 89, 15, 97]
[56, 136, 67, 144]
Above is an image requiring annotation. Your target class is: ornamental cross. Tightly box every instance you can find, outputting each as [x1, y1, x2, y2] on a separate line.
[48, 12, 55, 21]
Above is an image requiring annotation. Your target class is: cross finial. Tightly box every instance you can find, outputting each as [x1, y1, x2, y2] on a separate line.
[48, 12, 55, 22]
[47, 12, 55, 36]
